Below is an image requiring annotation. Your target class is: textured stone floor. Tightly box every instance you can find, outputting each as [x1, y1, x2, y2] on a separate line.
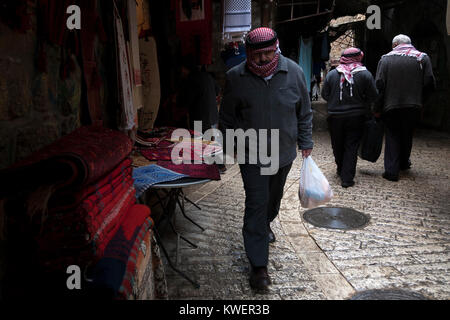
[158, 126, 450, 300]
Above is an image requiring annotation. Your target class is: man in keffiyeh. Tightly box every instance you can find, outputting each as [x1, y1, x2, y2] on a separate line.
[219, 27, 313, 291]
[322, 47, 378, 188]
[375, 34, 436, 182]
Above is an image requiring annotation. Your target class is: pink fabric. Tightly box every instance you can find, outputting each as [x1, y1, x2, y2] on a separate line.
[246, 28, 279, 78]
[385, 44, 427, 61]
[336, 48, 366, 100]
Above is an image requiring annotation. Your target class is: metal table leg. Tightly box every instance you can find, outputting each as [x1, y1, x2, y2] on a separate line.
[154, 229, 200, 289]
[176, 189, 205, 232]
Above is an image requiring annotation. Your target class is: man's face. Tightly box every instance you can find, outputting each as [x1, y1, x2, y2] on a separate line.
[251, 50, 276, 66]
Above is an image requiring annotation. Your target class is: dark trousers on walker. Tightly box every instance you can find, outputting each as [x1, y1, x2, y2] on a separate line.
[328, 115, 366, 183]
[239, 162, 293, 267]
[383, 108, 420, 176]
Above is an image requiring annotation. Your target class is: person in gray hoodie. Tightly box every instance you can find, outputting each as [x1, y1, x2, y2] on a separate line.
[322, 48, 378, 188]
[375, 34, 435, 182]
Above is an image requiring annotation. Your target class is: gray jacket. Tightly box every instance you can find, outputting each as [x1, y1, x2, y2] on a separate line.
[375, 54, 435, 113]
[219, 54, 313, 168]
[322, 69, 378, 117]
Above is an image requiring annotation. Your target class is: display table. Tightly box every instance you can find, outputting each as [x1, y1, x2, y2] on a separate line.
[149, 177, 211, 289]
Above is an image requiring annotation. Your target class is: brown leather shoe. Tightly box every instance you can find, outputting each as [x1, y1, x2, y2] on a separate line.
[249, 267, 271, 291]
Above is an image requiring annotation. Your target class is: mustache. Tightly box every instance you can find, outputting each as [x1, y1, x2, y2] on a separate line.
[257, 60, 271, 66]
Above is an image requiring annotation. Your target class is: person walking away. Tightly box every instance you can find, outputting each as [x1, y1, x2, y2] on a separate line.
[219, 27, 313, 291]
[375, 34, 435, 182]
[321, 48, 378, 188]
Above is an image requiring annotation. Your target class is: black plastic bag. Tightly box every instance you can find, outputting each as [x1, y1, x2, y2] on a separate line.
[358, 118, 384, 163]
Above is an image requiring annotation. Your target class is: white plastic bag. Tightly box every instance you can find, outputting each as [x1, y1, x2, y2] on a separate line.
[299, 157, 333, 209]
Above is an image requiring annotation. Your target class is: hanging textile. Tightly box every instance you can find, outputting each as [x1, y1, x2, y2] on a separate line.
[299, 37, 313, 93]
[321, 33, 330, 61]
[138, 36, 161, 130]
[136, 0, 152, 36]
[223, 0, 251, 34]
[127, 0, 144, 111]
[447, 0, 450, 35]
[114, 3, 137, 131]
[79, 0, 108, 125]
[175, 0, 213, 65]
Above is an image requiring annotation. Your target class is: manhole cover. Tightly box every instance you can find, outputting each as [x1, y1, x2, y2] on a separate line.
[350, 289, 428, 300]
[302, 207, 370, 230]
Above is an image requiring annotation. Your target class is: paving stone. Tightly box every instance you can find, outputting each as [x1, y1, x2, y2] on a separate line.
[158, 129, 450, 300]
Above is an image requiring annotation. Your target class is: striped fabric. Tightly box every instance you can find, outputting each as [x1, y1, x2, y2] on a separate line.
[383, 44, 427, 62]
[223, 0, 251, 33]
[245, 27, 280, 78]
[336, 48, 367, 100]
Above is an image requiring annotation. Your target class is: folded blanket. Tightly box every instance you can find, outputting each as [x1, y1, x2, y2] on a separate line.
[86, 206, 152, 298]
[157, 161, 220, 181]
[48, 158, 133, 212]
[132, 164, 187, 198]
[0, 126, 133, 197]
[37, 184, 137, 267]
[140, 140, 220, 162]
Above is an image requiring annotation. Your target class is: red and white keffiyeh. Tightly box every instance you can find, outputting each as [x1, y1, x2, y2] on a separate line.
[384, 44, 427, 62]
[245, 27, 280, 78]
[336, 48, 367, 101]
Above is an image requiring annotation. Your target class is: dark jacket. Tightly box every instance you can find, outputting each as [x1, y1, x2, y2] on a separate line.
[219, 54, 313, 168]
[178, 70, 219, 131]
[321, 69, 378, 117]
[375, 54, 435, 113]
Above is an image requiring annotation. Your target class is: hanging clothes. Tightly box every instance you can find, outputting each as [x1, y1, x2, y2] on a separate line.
[127, 0, 144, 112]
[321, 33, 330, 61]
[299, 37, 313, 93]
[79, 0, 108, 125]
[223, 0, 251, 34]
[175, 0, 213, 65]
[447, 0, 450, 35]
[139, 36, 161, 131]
[114, 4, 137, 132]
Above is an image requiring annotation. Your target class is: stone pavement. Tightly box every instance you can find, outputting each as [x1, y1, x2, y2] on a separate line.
[158, 122, 450, 300]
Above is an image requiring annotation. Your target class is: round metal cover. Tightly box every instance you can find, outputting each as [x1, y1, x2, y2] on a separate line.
[302, 207, 370, 230]
[350, 289, 428, 300]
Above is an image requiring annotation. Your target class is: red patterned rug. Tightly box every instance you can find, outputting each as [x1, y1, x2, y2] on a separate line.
[157, 161, 220, 180]
[0, 125, 133, 195]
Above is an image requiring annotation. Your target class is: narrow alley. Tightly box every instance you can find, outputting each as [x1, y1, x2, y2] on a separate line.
[161, 106, 450, 300]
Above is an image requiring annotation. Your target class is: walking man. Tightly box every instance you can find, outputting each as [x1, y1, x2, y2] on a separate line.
[219, 27, 313, 291]
[375, 34, 435, 181]
[321, 48, 378, 188]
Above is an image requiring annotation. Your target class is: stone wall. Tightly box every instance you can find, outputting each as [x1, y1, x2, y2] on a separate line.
[0, 1, 116, 170]
[0, 4, 81, 170]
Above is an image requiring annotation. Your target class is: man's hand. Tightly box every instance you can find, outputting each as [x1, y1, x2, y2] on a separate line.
[302, 149, 312, 158]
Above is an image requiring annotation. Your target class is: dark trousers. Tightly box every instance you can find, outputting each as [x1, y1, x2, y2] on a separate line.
[383, 108, 420, 176]
[328, 115, 366, 183]
[239, 162, 293, 267]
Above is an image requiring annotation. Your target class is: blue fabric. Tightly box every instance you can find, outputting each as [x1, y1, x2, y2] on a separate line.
[299, 37, 313, 93]
[132, 164, 187, 198]
[221, 44, 247, 69]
